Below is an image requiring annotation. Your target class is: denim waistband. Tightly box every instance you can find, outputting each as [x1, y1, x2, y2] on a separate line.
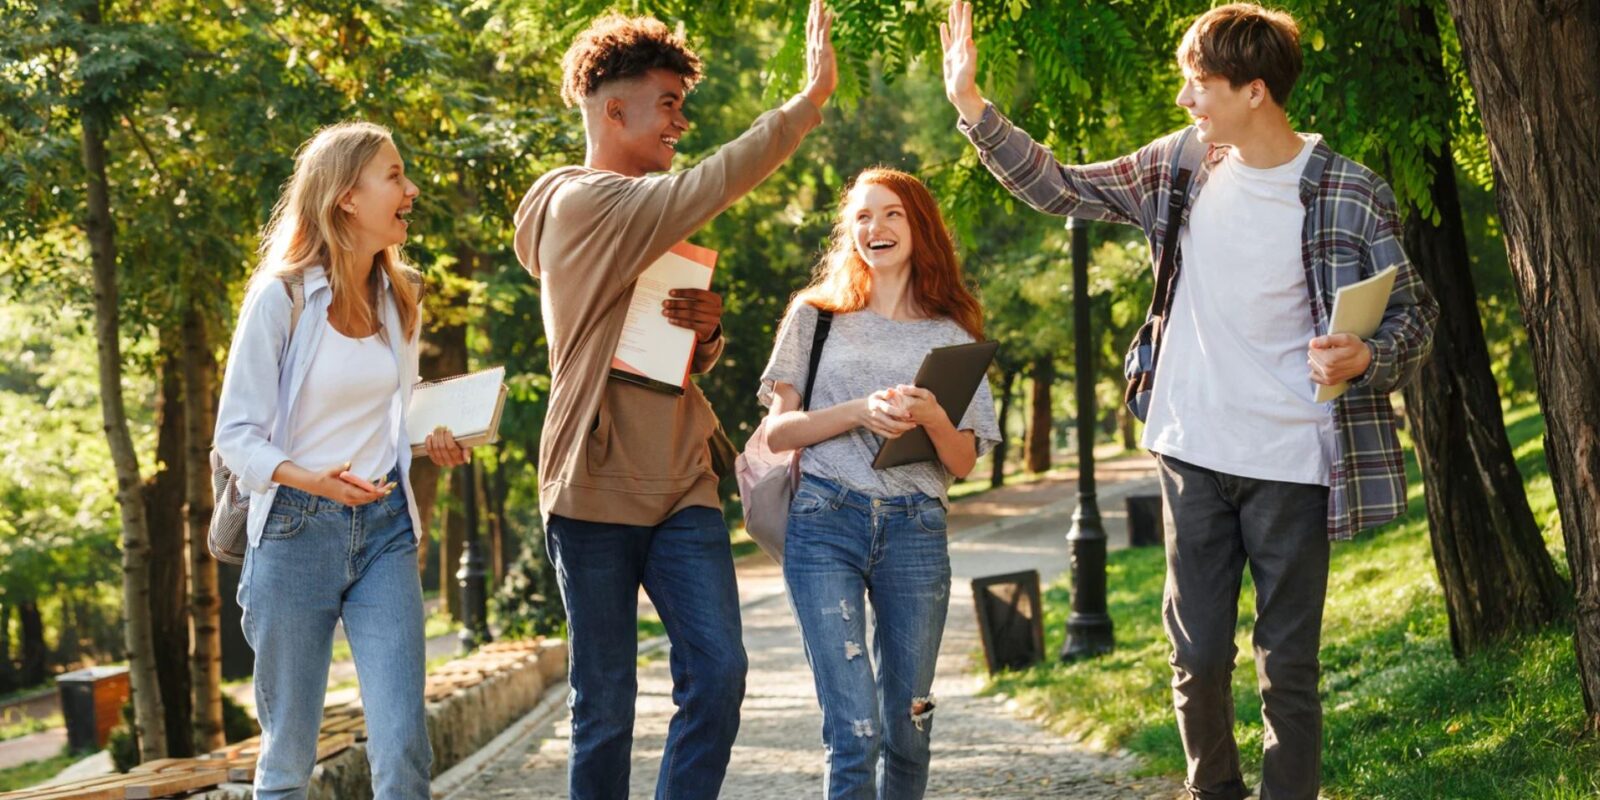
[274, 464, 403, 514]
[798, 472, 937, 512]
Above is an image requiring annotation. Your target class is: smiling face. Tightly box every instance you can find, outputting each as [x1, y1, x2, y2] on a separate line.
[848, 182, 914, 274]
[601, 68, 691, 175]
[1175, 67, 1261, 145]
[341, 139, 418, 255]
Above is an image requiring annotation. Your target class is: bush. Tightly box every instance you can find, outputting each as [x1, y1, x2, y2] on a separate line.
[221, 692, 258, 743]
[492, 518, 566, 639]
[107, 701, 136, 773]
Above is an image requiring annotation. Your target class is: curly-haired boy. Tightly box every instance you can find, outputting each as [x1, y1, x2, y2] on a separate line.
[512, 3, 837, 797]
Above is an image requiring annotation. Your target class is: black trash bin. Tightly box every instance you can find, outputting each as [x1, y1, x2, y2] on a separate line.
[57, 665, 129, 752]
[971, 570, 1045, 674]
[1126, 494, 1164, 548]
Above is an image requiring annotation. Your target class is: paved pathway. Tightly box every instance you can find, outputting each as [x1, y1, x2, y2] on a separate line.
[453, 457, 1183, 799]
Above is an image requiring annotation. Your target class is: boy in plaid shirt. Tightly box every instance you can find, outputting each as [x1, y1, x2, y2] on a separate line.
[940, 3, 1437, 797]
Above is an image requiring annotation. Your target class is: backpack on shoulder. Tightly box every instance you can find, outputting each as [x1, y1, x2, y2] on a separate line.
[735, 309, 833, 564]
[207, 276, 304, 565]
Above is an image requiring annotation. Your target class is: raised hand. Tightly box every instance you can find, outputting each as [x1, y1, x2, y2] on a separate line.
[802, 0, 837, 109]
[939, 0, 986, 124]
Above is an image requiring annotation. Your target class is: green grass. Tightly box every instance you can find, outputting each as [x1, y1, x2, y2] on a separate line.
[0, 712, 61, 743]
[0, 750, 79, 792]
[986, 404, 1599, 798]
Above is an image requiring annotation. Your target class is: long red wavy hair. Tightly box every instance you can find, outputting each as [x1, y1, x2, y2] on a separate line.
[793, 168, 983, 340]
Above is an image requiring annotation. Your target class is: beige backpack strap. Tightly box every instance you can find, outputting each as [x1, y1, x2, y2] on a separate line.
[281, 274, 305, 341]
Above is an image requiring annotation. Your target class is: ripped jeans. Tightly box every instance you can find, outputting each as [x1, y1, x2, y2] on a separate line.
[784, 473, 951, 800]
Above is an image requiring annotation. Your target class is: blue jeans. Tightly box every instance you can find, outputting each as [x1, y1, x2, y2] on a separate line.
[546, 505, 747, 800]
[784, 474, 952, 800]
[238, 466, 432, 800]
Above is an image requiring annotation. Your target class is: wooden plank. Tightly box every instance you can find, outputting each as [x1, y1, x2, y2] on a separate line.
[129, 758, 188, 773]
[316, 733, 355, 762]
[0, 772, 152, 800]
[122, 769, 230, 799]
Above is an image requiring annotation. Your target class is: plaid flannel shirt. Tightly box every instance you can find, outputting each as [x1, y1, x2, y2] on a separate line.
[960, 104, 1438, 540]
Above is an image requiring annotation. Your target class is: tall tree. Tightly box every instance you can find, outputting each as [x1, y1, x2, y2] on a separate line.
[144, 351, 193, 755]
[1377, 3, 1566, 657]
[75, 1, 167, 756]
[1443, 0, 1600, 728]
[1026, 357, 1054, 473]
[182, 309, 224, 751]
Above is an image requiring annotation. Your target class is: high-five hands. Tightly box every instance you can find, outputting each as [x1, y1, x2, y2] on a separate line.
[940, 0, 987, 124]
[801, 0, 838, 109]
[1307, 333, 1373, 386]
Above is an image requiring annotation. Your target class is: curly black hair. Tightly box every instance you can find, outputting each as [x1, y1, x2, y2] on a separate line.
[560, 13, 704, 108]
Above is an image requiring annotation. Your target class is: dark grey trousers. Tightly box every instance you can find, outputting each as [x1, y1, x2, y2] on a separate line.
[1156, 453, 1331, 800]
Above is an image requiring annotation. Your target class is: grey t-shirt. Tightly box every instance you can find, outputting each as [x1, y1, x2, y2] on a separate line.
[758, 303, 1002, 505]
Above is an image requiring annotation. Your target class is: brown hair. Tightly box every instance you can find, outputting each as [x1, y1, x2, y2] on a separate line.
[560, 13, 704, 107]
[1177, 3, 1303, 107]
[794, 168, 984, 342]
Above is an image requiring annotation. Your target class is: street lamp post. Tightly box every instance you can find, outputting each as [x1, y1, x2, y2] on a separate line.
[457, 461, 492, 653]
[1060, 216, 1114, 663]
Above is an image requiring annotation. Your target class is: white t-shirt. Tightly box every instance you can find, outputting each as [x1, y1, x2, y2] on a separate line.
[1142, 135, 1335, 486]
[288, 318, 401, 480]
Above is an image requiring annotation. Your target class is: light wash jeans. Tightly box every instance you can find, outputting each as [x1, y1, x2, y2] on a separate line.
[545, 505, 747, 800]
[238, 465, 432, 800]
[784, 473, 952, 800]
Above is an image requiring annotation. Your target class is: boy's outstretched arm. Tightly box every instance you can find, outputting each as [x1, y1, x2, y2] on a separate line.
[577, 0, 837, 288]
[941, 0, 1153, 228]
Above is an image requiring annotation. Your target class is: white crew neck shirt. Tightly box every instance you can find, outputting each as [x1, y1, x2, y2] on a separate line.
[1142, 134, 1335, 486]
[288, 317, 401, 480]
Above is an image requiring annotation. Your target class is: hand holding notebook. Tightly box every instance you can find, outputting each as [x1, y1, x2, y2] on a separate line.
[406, 366, 508, 456]
[1312, 266, 1398, 403]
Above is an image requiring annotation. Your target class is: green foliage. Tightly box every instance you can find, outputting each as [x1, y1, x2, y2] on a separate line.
[220, 692, 258, 744]
[108, 699, 137, 772]
[987, 406, 1594, 797]
[0, 0, 1543, 690]
[0, 749, 80, 792]
[493, 516, 566, 640]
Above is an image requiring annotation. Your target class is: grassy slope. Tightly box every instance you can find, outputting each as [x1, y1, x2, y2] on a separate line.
[987, 406, 1600, 799]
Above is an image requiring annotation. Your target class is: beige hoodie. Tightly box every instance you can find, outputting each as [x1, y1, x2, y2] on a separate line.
[514, 95, 823, 526]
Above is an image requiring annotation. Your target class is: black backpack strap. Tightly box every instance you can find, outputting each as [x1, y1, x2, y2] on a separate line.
[1150, 128, 1206, 317]
[801, 308, 834, 412]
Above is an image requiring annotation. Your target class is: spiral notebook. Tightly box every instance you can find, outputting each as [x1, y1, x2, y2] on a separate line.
[406, 366, 508, 456]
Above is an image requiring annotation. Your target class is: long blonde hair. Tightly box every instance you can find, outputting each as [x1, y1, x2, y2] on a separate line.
[254, 121, 420, 340]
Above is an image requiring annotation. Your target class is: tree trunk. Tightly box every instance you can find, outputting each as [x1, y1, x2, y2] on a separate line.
[478, 462, 501, 587]
[181, 308, 225, 752]
[18, 601, 47, 687]
[55, 598, 79, 667]
[442, 468, 468, 621]
[78, 47, 166, 757]
[1026, 357, 1054, 474]
[991, 368, 1017, 488]
[491, 463, 515, 579]
[1118, 404, 1137, 452]
[145, 354, 194, 757]
[1392, 7, 1566, 659]
[1444, 0, 1600, 730]
[1400, 138, 1567, 657]
[0, 604, 14, 695]
[424, 248, 473, 619]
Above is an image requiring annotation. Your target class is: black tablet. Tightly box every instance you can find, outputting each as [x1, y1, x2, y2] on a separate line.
[871, 340, 1000, 470]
